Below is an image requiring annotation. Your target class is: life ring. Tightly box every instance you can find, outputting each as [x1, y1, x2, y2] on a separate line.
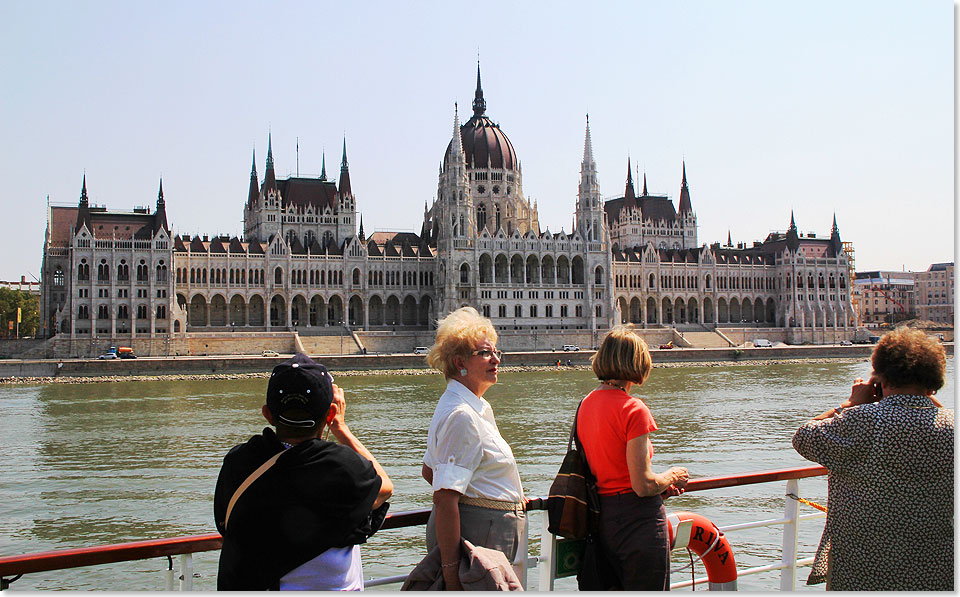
[666, 511, 737, 590]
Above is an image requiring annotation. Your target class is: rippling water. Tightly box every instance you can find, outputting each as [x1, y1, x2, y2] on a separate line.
[1, 357, 953, 591]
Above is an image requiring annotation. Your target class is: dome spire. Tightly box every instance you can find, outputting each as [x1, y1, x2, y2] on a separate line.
[320, 151, 327, 181]
[472, 62, 486, 117]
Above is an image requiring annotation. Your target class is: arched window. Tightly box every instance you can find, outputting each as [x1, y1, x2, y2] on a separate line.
[477, 204, 487, 231]
[275, 267, 283, 285]
[98, 260, 109, 281]
[460, 263, 470, 284]
[156, 305, 167, 319]
[649, 273, 656, 289]
[156, 260, 167, 282]
[495, 205, 501, 231]
[352, 268, 361, 286]
[137, 260, 148, 282]
[53, 267, 65, 287]
[594, 266, 604, 285]
[117, 260, 129, 281]
[78, 260, 89, 281]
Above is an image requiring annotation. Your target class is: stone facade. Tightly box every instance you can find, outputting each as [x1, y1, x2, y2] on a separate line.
[914, 262, 954, 325]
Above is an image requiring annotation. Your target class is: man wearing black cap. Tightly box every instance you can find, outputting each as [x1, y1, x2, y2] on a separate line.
[214, 353, 393, 590]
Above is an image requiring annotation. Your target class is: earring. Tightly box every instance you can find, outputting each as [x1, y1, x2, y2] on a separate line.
[459, 368, 468, 376]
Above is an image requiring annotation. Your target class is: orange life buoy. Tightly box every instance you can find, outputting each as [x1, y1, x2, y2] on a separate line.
[666, 511, 738, 590]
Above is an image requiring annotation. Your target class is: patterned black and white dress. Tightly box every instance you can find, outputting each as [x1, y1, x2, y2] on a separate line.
[793, 394, 954, 591]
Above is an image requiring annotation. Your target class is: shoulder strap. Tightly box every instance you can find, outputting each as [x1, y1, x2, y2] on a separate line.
[571, 399, 597, 483]
[224, 450, 284, 529]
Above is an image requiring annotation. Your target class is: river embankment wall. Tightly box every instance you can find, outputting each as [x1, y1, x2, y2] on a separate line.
[1, 344, 952, 380]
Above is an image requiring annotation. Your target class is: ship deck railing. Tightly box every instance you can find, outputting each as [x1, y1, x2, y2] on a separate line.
[0, 465, 828, 591]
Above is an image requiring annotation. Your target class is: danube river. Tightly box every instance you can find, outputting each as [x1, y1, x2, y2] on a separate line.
[1, 357, 954, 591]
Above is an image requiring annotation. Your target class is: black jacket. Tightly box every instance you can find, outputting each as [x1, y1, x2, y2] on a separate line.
[214, 427, 388, 590]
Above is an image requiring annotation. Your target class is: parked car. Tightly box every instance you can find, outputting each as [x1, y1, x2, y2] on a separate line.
[413, 346, 429, 355]
[659, 342, 674, 349]
[839, 340, 853, 346]
[561, 344, 580, 352]
[261, 350, 280, 357]
[97, 352, 118, 360]
[753, 338, 773, 348]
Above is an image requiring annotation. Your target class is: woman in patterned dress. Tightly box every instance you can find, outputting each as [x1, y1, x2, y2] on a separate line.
[793, 327, 954, 590]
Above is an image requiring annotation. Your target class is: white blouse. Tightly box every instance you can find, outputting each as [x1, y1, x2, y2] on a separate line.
[423, 379, 524, 502]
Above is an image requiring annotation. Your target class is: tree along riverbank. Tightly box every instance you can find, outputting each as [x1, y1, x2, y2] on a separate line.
[0, 358, 877, 386]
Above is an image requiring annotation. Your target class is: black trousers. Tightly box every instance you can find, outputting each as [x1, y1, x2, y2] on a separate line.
[598, 492, 670, 590]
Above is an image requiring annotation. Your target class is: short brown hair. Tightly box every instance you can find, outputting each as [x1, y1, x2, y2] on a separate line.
[427, 307, 498, 379]
[591, 325, 653, 386]
[872, 327, 946, 393]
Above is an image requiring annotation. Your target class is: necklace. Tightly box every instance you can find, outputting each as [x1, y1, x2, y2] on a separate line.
[603, 381, 629, 393]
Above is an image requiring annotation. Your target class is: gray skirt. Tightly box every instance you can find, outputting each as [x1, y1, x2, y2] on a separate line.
[425, 502, 527, 564]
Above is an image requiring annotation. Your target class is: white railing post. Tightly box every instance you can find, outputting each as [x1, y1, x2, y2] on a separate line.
[179, 553, 193, 591]
[780, 479, 800, 591]
[165, 557, 175, 591]
[538, 513, 557, 592]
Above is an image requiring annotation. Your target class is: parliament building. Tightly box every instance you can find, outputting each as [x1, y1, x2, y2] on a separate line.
[40, 68, 856, 350]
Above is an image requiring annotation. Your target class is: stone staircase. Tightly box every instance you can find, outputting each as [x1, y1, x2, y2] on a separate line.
[298, 333, 362, 356]
[679, 330, 733, 348]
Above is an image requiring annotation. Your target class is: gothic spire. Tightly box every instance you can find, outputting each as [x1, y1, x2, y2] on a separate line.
[338, 137, 352, 196]
[624, 157, 637, 207]
[80, 174, 88, 207]
[831, 213, 839, 234]
[451, 102, 464, 159]
[472, 62, 486, 118]
[581, 114, 595, 167]
[263, 132, 277, 193]
[320, 151, 327, 181]
[154, 177, 168, 233]
[75, 174, 91, 232]
[247, 147, 259, 208]
[727, 230, 732, 246]
[642, 172, 648, 196]
[678, 161, 693, 214]
[358, 215, 365, 242]
[786, 210, 800, 251]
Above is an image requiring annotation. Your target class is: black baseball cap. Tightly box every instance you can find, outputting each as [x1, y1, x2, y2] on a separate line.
[266, 353, 334, 427]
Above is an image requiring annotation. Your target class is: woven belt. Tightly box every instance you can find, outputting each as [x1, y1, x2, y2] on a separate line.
[459, 496, 525, 512]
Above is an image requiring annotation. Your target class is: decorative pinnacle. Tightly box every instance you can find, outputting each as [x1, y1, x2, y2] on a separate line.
[266, 131, 274, 170]
[341, 137, 348, 170]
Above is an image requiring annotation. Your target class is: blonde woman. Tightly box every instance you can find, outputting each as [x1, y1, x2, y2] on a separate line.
[578, 325, 689, 590]
[420, 307, 524, 590]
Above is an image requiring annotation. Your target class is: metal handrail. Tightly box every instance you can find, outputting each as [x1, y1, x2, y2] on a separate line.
[0, 465, 828, 586]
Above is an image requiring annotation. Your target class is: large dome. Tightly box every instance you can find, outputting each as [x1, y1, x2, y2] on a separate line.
[444, 67, 518, 171]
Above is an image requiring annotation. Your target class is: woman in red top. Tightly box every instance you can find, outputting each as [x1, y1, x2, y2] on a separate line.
[577, 326, 689, 590]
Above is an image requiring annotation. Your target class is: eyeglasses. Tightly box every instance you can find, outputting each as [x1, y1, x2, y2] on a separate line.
[471, 349, 503, 360]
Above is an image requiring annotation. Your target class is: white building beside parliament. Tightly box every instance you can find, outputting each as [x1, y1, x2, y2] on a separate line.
[41, 68, 855, 349]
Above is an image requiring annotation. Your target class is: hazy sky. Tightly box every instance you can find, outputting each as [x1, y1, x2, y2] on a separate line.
[0, 1, 953, 282]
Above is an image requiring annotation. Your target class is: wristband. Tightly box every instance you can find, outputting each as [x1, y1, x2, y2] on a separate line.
[834, 404, 844, 415]
[441, 561, 459, 569]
